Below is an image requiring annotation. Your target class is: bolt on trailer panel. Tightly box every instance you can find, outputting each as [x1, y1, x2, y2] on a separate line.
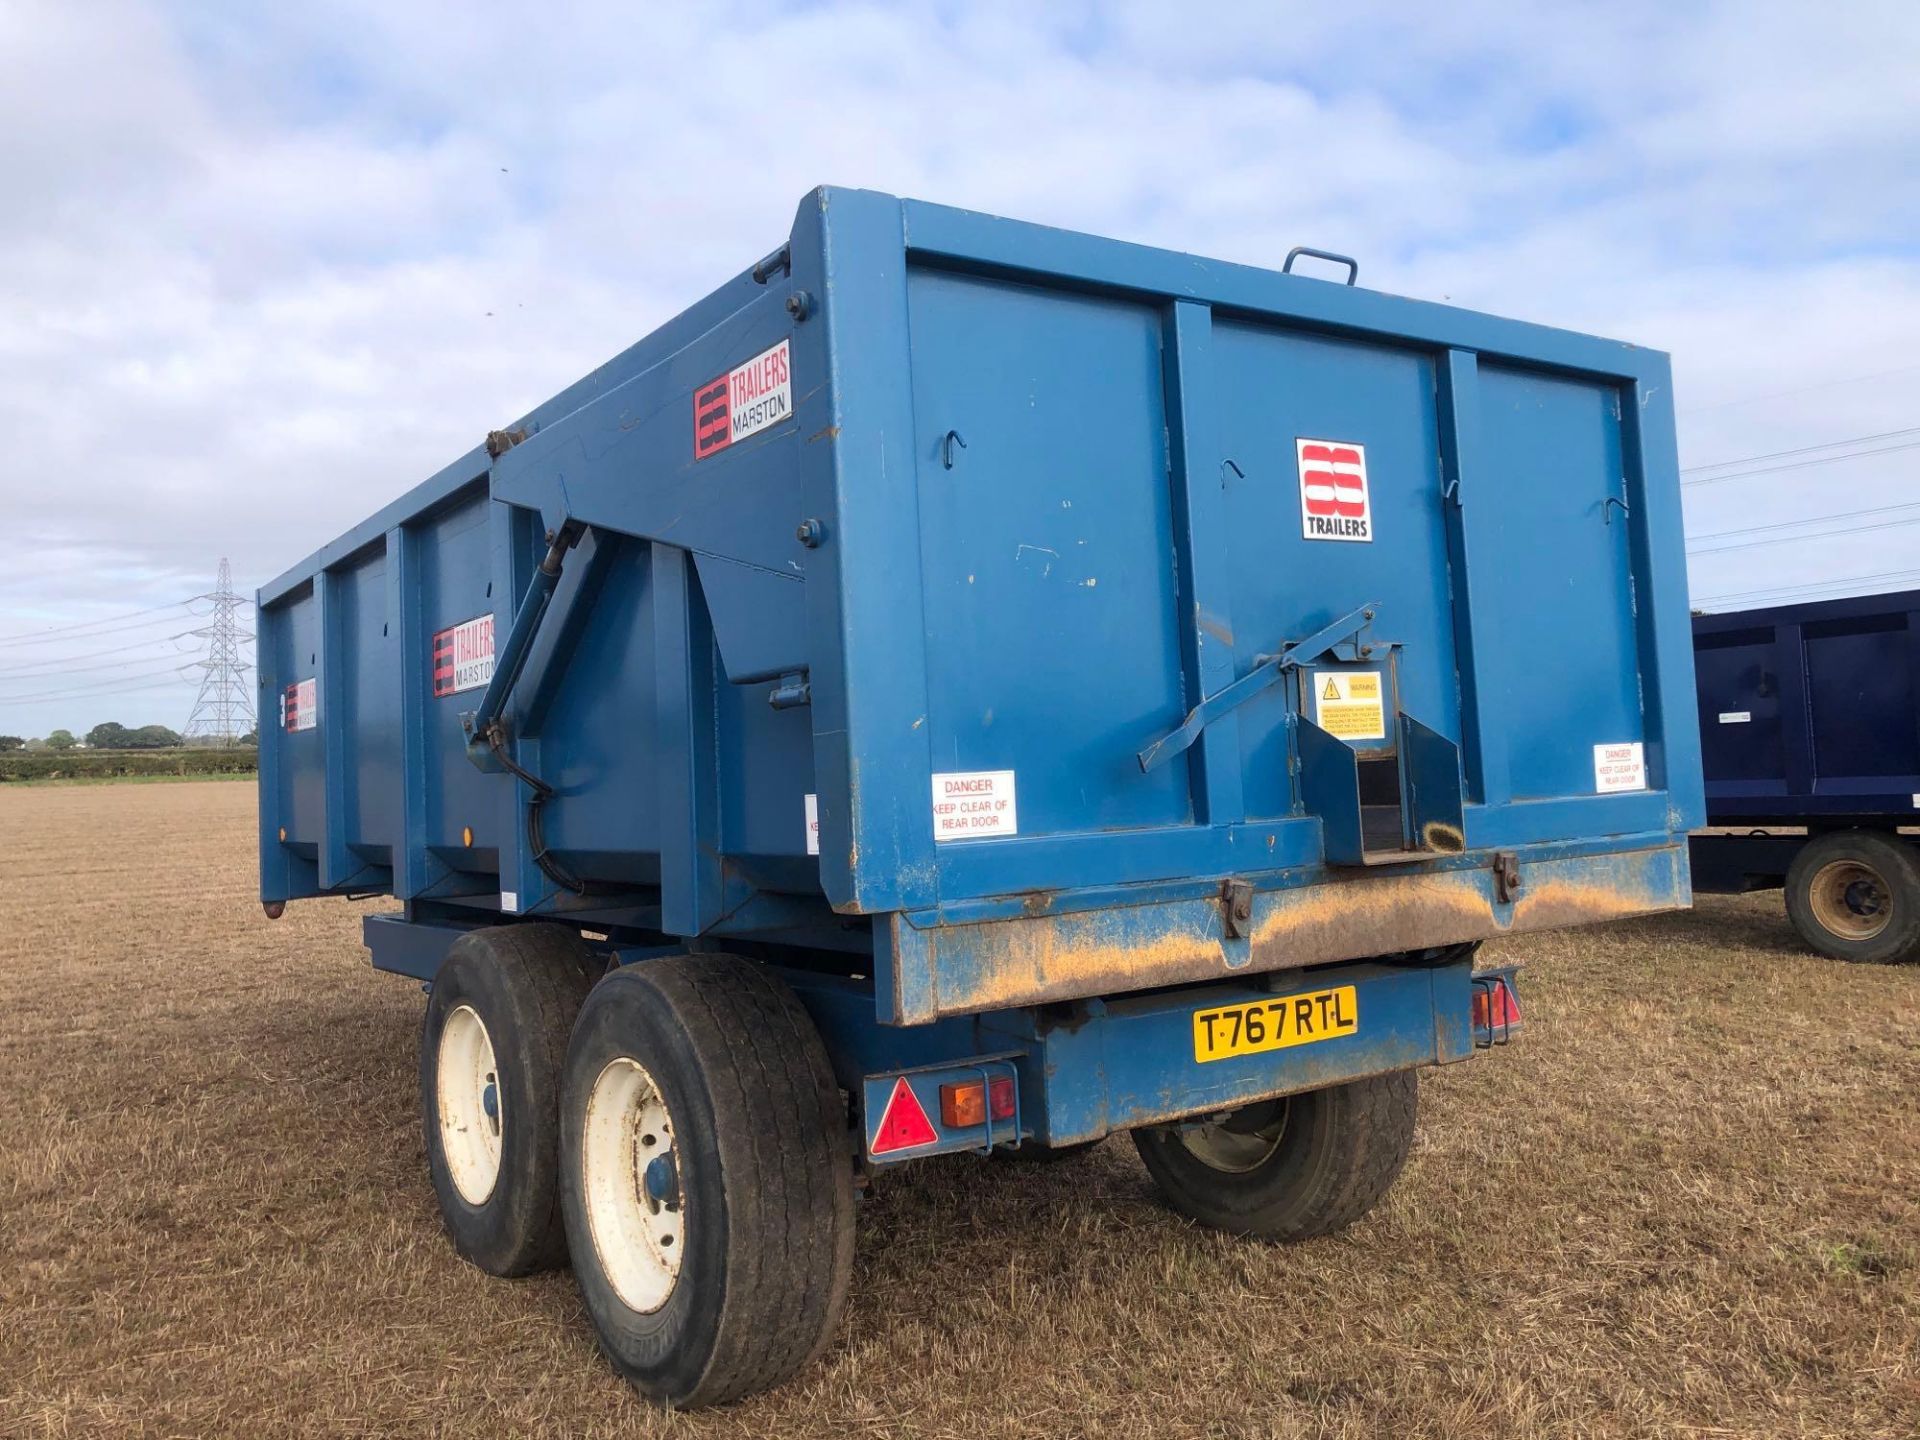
[257, 187, 1703, 1022]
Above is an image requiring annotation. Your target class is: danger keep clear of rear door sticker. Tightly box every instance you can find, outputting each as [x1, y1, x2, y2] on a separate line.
[931, 770, 1018, 842]
[1314, 671, 1385, 740]
[692, 339, 792, 460]
[1593, 742, 1646, 793]
[1297, 438, 1372, 542]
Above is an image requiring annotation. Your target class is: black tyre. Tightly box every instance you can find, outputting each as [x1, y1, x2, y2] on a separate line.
[421, 924, 599, 1276]
[1784, 830, 1920, 964]
[1131, 1071, 1417, 1240]
[559, 955, 855, 1409]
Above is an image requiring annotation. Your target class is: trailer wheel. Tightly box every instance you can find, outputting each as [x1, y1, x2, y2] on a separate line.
[421, 924, 599, 1276]
[559, 955, 854, 1408]
[1785, 830, 1920, 964]
[1131, 1071, 1417, 1241]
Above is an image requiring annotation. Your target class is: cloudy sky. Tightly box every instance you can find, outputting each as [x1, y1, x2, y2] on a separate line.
[2, 0, 1916, 737]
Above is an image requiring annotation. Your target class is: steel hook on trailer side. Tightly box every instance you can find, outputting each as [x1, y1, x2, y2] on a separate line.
[1603, 495, 1632, 525]
[942, 429, 968, 469]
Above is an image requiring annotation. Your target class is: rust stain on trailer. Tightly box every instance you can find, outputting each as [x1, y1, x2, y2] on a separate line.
[892, 846, 1684, 1022]
[1506, 874, 1666, 932]
[1197, 606, 1235, 647]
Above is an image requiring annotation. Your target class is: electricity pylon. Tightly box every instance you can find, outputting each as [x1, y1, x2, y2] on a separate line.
[182, 558, 255, 745]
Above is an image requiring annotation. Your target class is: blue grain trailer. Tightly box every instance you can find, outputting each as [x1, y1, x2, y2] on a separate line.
[1690, 589, 1920, 962]
[257, 188, 1702, 1406]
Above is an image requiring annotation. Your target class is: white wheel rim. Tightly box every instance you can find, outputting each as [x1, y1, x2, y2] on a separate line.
[436, 1005, 504, 1205]
[582, 1056, 685, 1313]
[1177, 1098, 1289, 1173]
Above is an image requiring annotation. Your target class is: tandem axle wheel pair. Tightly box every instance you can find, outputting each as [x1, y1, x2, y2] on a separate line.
[419, 925, 1418, 1408]
[421, 926, 849, 1407]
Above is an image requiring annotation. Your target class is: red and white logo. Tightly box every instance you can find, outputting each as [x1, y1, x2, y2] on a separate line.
[432, 614, 495, 698]
[281, 677, 317, 733]
[693, 339, 792, 460]
[1297, 438, 1372, 543]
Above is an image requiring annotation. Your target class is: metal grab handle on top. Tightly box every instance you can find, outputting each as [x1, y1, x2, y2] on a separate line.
[1283, 247, 1360, 286]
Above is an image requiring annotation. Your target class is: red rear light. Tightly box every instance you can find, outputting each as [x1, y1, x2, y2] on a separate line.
[1471, 977, 1521, 1034]
[988, 1075, 1016, 1121]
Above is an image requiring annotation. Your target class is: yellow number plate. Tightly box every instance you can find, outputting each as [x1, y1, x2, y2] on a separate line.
[1192, 986, 1359, 1063]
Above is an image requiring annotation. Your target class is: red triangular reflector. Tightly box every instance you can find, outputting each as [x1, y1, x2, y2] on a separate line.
[871, 1077, 938, 1154]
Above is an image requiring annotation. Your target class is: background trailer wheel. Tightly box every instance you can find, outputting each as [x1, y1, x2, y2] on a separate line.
[1131, 1071, 1417, 1241]
[420, 924, 599, 1276]
[1784, 830, 1920, 964]
[559, 955, 855, 1409]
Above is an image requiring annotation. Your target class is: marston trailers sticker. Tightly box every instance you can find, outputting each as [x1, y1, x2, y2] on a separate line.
[693, 339, 792, 460]
[432, 614, 496, 697]
[1297, 438, 1372, 542]
[281, 677, 317, 733]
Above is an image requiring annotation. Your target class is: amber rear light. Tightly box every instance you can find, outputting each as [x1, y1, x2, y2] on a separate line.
[939, 1076, 1018, 1128]
[939, 1081, 985, 1128]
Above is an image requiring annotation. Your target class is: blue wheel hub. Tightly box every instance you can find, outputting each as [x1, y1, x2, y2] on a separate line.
[643, 1149, 679, 1206]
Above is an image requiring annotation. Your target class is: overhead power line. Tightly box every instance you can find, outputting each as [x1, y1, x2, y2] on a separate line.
[1689, 497, 1920, 546]
[0, 601, 210, 649]
[0, 677, 201, 710]
[0, 654, 202, 690]
[1688, 511, 1920, 556]
[0, 628, 207, 679]
[1694, 565, 1920, 611]
[1689, 515, 1920, 556]
[1682, 425, 1920, 474]
[0, 662, 203, 706]
[1680, 437, 1920, 489]
[1680, 363, 1920, 418]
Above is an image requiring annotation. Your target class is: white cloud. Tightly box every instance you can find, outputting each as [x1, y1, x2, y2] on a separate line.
[1, 0, 1916, 733]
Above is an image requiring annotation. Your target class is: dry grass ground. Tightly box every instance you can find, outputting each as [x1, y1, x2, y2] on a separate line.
[2, 782, 1917, 1439]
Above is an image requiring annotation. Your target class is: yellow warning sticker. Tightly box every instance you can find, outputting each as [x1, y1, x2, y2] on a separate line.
[1313, 669, 1386, 740]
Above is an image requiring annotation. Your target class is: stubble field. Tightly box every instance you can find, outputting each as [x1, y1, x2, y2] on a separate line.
[2, 781, 1917, 1438]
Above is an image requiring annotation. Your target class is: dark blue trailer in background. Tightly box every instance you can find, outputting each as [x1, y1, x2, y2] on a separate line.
[257, 187, 1701, 1406]
[1691, 589, 1920, 962]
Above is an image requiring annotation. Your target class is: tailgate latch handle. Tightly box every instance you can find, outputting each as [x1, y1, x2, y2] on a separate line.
[1220, 878, 1255, 939]
[1137, 601, 1381, 773]
[1493, 851, 1523, 904]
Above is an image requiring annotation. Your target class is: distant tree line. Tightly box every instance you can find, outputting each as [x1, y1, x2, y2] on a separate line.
[0, 725, 258, 752]
[83, 722, 185, 749]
